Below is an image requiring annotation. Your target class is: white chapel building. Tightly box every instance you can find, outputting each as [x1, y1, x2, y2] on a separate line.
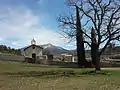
[21, 39, 44, 60]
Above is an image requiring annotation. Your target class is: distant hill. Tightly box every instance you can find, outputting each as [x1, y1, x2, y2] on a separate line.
[103, 46, 120, 55]
[70, 46, 120, 56]
[41, 43, 72, 55]
[0, 45, 21, 56]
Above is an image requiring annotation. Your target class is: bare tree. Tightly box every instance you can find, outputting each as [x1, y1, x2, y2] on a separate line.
[58, 6, 88, 67]
[58, 0, 120, 71]
[78, 0, 120, 71]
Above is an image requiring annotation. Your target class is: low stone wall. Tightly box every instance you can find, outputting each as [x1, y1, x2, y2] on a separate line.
[0, 54, 25, 62]
[100, 62, 112, 67]
[50, 61, 120, 68]
[101, 60, 120, 67]
[50, 61, 78, 68]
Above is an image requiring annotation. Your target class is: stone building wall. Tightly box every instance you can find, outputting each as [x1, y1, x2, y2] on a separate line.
[23, 45, 43, 58]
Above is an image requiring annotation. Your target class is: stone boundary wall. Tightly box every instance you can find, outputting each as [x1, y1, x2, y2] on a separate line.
[50, 61, 120, 68]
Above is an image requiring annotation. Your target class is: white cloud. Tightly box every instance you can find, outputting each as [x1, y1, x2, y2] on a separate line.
[0, 6, 70, 49]
[11, 42, 21, 46]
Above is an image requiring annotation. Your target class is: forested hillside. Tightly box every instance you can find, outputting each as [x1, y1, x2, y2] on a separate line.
[0, 45, 21, 56]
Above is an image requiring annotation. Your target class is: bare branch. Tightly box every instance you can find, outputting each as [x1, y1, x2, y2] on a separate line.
[84, 41, 91, 47]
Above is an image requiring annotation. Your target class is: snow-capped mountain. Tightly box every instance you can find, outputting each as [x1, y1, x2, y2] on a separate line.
[41, 43, 72, 55]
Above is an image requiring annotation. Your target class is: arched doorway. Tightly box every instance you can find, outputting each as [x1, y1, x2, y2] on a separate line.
[32, 53, 36, 63]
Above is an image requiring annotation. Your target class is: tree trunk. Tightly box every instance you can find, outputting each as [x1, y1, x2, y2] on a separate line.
[76, 6, 87, 68]
[95, 57, 101, 71]
[91, 27, 97, 67]
[77, 42, 86, 67]
[95, 50, 101, 71]
[91, 43, 97, 67]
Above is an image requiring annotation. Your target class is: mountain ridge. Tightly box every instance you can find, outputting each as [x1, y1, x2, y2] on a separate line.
[41, 43, 72, 55]
[21, 43, 72, 55]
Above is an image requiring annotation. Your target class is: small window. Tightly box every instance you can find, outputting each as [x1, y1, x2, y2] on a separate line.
[32, 46, 35, 49]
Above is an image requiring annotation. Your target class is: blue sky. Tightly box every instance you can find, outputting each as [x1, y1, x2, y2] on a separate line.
[0, 0, 76, 49]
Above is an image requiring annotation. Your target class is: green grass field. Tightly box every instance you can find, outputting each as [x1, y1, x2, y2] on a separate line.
[0, 61, 120, 90]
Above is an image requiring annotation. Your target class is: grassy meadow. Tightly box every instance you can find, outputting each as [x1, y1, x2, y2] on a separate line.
[0, 61, 120, 90]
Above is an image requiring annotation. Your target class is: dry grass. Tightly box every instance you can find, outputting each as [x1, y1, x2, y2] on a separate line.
[0, 61, 120, 90]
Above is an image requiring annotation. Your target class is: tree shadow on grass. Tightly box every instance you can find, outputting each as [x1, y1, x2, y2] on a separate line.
[1, 70, 76, 77]
[0, 70, 111, 78]
[23, 64, 78, 68]
[80, 70, 111, 76]
[23, 64, 56, 68]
